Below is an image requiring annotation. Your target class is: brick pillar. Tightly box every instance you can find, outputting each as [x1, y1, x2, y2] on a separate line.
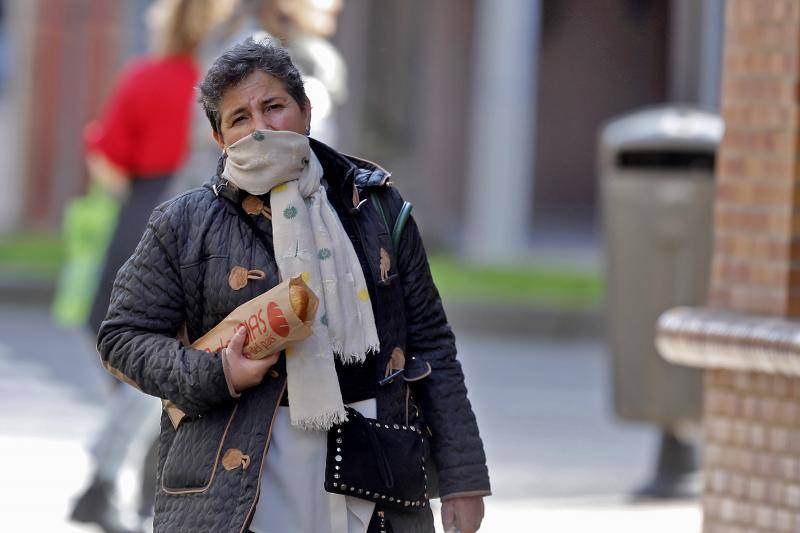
[707, 2, 800, 531]
[709, 0, 800, 316]
[657, 1, 800, 532]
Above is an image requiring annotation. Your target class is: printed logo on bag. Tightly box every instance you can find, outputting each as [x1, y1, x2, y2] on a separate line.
[201, 305, 277, 356]
[200, 297, 290, 355]
[192, 277, 316, 360]
[267, 301, 291, 337]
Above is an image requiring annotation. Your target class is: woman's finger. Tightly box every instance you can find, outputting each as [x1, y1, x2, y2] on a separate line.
[227, 325, 248, 356]
[441, 501, 456, 531]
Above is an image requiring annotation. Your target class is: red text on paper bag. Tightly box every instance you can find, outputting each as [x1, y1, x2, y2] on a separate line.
[191, 275, 318, 360]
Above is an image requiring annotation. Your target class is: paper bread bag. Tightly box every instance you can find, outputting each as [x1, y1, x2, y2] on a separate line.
[163, 275, 318, 428]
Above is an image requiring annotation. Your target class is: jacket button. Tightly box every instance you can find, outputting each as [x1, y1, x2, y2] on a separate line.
[269, 370, 280, 378]
[222, 448, 250, 471]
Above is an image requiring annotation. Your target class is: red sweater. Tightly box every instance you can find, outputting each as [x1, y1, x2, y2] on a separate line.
[85, 55, 199, 177]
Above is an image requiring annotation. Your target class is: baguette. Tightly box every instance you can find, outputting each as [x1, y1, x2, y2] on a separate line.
[289, 284, 310, 321]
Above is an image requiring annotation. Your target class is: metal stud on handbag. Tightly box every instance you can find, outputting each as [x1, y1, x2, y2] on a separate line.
[324, 407, 429, 511]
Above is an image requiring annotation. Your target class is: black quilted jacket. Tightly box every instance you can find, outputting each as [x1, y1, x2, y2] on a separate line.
[97, 139, 490, 532]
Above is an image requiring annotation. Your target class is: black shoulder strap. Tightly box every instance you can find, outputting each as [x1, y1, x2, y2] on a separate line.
[369, 190, 413, 252]
[235, 204, 274, 253]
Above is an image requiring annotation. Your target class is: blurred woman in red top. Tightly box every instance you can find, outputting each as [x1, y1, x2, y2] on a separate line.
[86, 0, 234, 334]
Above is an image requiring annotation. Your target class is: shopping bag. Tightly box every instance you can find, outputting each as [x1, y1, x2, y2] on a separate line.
[51, 184, 119, 326]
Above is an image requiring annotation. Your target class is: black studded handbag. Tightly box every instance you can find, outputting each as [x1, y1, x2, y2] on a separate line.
[324, 407, 429, 511]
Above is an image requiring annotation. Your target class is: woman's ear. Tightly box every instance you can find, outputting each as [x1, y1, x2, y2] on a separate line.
[303, 97, 312, 135]
[212, 129, 226, 152]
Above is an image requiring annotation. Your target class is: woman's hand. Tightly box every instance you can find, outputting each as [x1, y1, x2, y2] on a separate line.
[442, 496, 484, 533]
[224, 326, 280, 393]
[86, 152, 130, 199]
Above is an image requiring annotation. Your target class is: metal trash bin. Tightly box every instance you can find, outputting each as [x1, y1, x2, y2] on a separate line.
[598, 105, 724, 497]
[600, 105, 722, 427]
[599, 105, 722, 496]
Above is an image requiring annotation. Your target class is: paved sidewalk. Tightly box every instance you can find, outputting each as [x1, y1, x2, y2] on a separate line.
[456, 496, 700, 533]
[0, 305, 701, 532]
[437, 331, 702, 532]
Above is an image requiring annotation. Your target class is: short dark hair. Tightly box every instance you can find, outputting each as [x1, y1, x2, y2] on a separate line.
[198, 38, 308, 134]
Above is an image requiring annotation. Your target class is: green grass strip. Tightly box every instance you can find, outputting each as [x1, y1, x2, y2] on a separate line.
[0, 233, 604, 308]
[0, 232, 64, 275]
[428, 254, 603, 308]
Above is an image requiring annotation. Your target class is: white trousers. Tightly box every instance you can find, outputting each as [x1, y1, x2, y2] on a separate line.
[249, 398, 377, 533]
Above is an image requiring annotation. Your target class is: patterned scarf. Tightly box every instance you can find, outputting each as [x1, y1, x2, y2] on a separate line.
[222, 129, 379, 430]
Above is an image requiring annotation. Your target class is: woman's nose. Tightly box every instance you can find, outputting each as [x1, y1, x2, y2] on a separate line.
[253, 113, 270, 131]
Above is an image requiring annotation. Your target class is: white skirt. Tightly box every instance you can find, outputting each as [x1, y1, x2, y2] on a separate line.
[248, 398, 377, 533]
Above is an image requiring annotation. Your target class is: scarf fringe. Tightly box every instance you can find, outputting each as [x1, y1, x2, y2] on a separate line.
[292, 406, 349, 431]
[336, 351, 366, 365]
[333, 342, 381, 365]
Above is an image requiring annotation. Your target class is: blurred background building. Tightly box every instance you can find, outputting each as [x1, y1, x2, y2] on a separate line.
[0, 0, 725, 260]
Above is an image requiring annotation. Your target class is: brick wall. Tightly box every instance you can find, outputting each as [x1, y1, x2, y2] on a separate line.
[703, 1, 800, 531]
[709, 0, 800, 316]
[704, 369, 800, 532]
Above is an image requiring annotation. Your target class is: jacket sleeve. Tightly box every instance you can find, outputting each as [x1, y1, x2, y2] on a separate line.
[97, 205, 234, 417]
[387, 187, 491, 499]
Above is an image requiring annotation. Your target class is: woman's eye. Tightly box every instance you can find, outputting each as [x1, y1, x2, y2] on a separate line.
[267, 104, 283, 112]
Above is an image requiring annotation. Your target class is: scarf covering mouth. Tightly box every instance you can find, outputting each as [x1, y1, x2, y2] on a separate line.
[222, 130, 380, 430]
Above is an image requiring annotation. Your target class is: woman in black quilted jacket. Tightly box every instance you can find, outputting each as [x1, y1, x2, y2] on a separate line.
[98, 37, 490, 533]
